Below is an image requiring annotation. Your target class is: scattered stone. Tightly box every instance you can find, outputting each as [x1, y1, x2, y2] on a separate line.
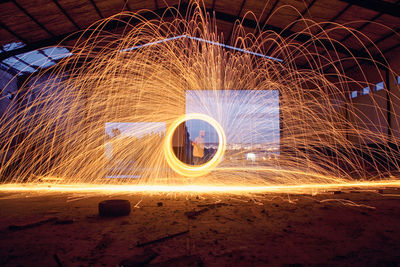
[183, 203, 228, 219]
[185, 208, 209, 219]
[209, 228, 218, 234]
[137, 230, 189, 247]
[378, 188, 399, 194]
[98, 199, 131, 217]
[9, 216, 58, 231]
[148, 255, 203, 267]
[44, 210, 61, 215]
[95, 234, 114, 251]
[53, 254, 63, 267]
[197, 203, 228, 208]
[261, 209, 269, 215]
[55, 218, 74, 225]
[119, 248, 158, 267]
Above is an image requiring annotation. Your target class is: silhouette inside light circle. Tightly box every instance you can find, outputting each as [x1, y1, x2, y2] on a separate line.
[172, 119, 219, 166]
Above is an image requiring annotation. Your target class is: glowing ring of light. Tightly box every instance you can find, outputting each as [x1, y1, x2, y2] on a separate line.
[164, 113, 226, 177]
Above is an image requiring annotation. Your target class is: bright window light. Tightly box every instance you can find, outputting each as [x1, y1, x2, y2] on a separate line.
[351, 91, 358, 98]
[2, 57, 36, 73]
[246, 153, 256, 161]
[121, 35, 283, 62]
[2, 42, 25, 52]
[375, 81, 384, 91]
[362, 87, 370, 95]
[42, 47, 72, 60]
[16, 50, 56, 68]
[1, 42, 72, 75]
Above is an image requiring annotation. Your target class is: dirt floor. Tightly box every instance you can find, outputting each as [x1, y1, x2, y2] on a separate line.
[0, 188, 400, 266]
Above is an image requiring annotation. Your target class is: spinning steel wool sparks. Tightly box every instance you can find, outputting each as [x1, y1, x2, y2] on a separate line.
[0, 1, 399, 192]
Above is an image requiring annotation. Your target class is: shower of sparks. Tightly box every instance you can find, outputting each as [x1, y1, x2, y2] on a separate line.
[0, 1, 399, 193]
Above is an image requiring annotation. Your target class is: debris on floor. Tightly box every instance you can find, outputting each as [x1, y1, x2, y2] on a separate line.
[148, 255, 203, 267]
[185, 208, 209, 219]
[8, 216, 58, 231]
[55, 218, 74, 225]
[53, 254, 63, 267]
[137, 230, 189, 247]
[197, 203, 228, 208]
[98, 199, 131, 217]
[1, 191, 399, 266]
[119, 248, 159, 267]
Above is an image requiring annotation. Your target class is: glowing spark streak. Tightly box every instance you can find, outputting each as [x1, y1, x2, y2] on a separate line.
[134, 199, 142, 208]
[1, 5, 399, 187]
[163, 113, 226, 177]
[120, 35, 283, 62]
[0, 181, 399, 194]
[215, 167, 347, 183]
[319, 199, 376, 210]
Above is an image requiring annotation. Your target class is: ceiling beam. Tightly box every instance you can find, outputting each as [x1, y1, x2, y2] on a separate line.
[254, 0, 279, 37]
[340, 0, 400, 44]
[337, 0, 400, 18]
[122, 0, 132, 12]
[0, 6, 174, 61]
[226, 0, 246, 43]
[88, 0, 103, 19]
[210, 8, 386, 65]
[0, 17, 57, 65]
[11, 0, 55, 37]
[52, 0, 81, 30]
[211, 0, 216, 11]
[0, 20, 28, 43]
[285, 0, 317, 32]
[314, 3, 351, 37]
[0, 3, 388, 65]
[370, 29, 400, 48]
[322, 26, 399, 73]
[383, 43, 400, 54]
[337, 45, 395, 85]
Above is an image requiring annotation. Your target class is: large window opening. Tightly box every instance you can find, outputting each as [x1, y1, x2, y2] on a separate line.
[185, 90, 279, 167]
